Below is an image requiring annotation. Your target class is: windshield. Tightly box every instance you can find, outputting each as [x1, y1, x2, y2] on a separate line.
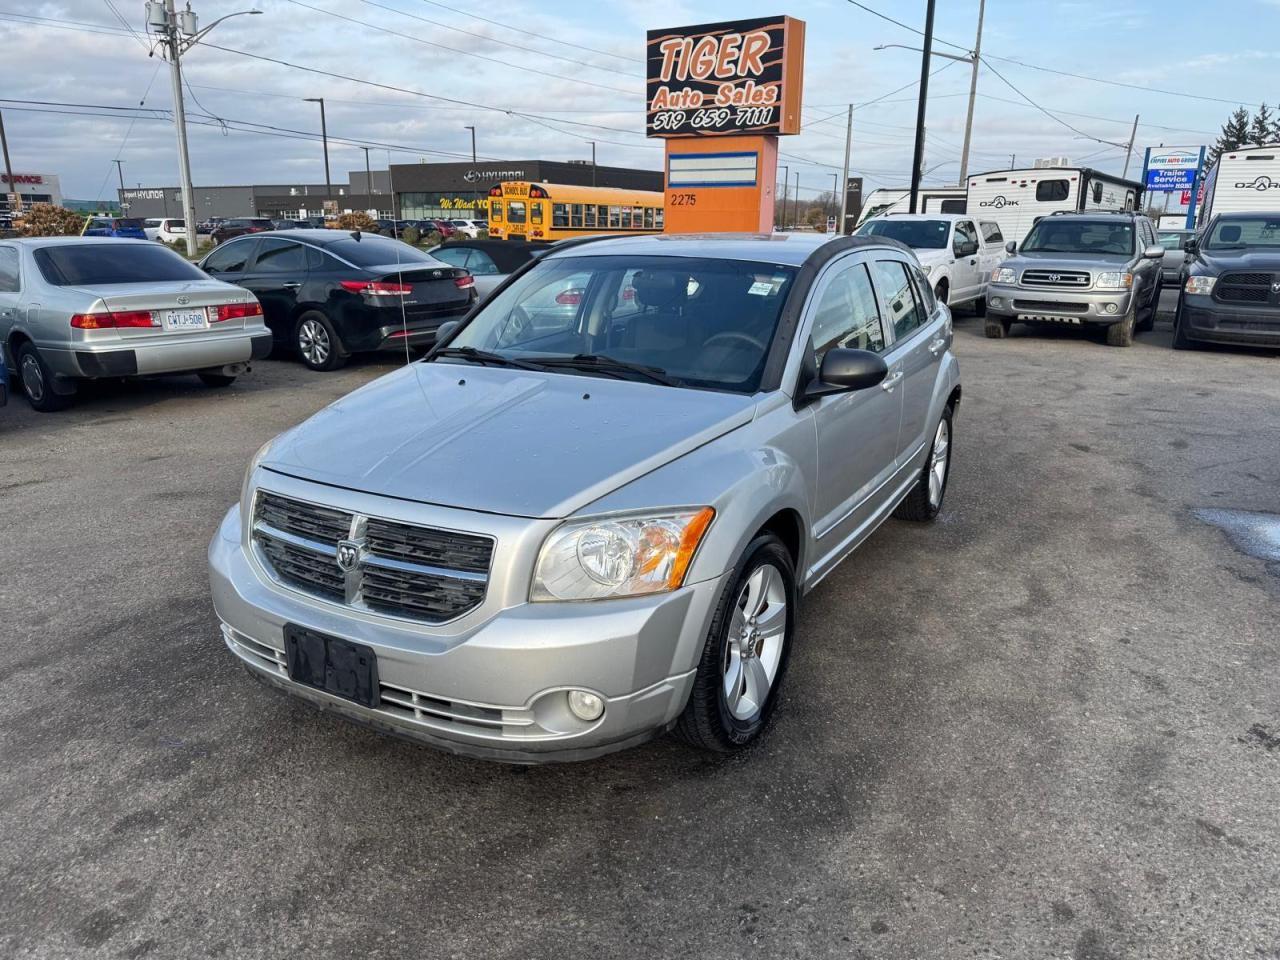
[324, 237, 439, 267]
[443, 254, 797, 393]
[1157, 231, 1189, 250]
[857, 218, 949, 249]
[34, 244, 206, 285]
[1022, 220, 1134, 256]
[1205, 216, 1280, 250]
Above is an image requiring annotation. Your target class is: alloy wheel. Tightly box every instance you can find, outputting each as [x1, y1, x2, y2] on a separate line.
[928, 418, 950, 508]
[722, 563, 787, 720]
[298, 319, 330, 366]
[20, 353, 44, 403]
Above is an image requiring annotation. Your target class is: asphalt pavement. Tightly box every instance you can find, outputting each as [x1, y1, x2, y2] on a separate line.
[1, 310, 1277, 960]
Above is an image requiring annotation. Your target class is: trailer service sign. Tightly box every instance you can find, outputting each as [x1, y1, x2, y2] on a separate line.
[646, 16, 804, 138]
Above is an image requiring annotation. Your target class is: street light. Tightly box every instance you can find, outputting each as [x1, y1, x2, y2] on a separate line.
[464, 125, 476, 163]
[147, 1, 261, 255]
[303, 98, 332, 201]
[777, 164, 788, 230]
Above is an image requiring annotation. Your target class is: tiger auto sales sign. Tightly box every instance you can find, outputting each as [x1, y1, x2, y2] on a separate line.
[646, 16, 805, 138]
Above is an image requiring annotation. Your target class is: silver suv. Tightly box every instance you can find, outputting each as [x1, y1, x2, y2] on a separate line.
[985, 211, 1165, 346]
[209, 233, 961, 761]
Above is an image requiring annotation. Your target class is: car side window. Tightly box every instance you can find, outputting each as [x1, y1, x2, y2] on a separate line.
[871, 259, 928, 340]
[0, 247, 19, 292]
[430, 247, 472, 270]
[202, 240, 255, 274]
[911, 264, 937, 312]
[809, 261, 886, 362]
[953, 220, 978, 255]
[465, 250, 500, 276]
[252, 239, 307, 273]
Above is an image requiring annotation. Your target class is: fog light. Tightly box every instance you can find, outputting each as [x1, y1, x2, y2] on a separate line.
[989, 296, 1003, 308]
[567, 690, 604, 722]
[1104, 303, 1119, 315]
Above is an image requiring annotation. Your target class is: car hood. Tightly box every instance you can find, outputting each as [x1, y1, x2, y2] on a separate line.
[261, 362, 758, 519]
[1008, 250, 1134, 271]
[1196, 249, 1280, 272]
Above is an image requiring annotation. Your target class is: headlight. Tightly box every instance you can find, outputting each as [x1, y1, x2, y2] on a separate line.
[531, 507, 715, 601]
[240, 438, 275, 514]
[993, 267, 1017, 284]
[1094, 271, 1133, 291]
[1185, 276, 1217, 295]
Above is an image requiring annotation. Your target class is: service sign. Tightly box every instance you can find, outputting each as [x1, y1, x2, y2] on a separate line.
[646, 16, 805, 138]
[1145, 150, 1199, 192]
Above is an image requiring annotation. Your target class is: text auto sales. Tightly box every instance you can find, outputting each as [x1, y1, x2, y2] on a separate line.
[649, 29, 778, 131]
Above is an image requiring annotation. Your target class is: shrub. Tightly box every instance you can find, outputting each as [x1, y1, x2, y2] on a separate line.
[400, 225, 420, 246]
[424, 230, 443, 247]
[336, 211, 377, 232]
[15, 203, 86, 237]
[475, 228, 489, 240]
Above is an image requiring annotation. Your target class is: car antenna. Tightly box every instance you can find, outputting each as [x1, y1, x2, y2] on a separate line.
[350, 230, 361, 241]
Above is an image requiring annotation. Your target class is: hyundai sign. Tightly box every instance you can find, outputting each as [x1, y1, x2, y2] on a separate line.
[1145, 150, 1199, 192]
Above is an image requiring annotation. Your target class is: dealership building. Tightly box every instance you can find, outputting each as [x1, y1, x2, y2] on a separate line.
[118, 158, 663, 221]
[2, 172, 64, 213]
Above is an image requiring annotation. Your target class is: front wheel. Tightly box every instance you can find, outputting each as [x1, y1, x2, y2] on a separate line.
[675, 534, 796, 753]
[984, 317, 1011, 339]
[894, 405, 953, 522]
[1135, 279, 1161, 333]
[1171, 295, 1197, 351]
[1105, 307, 1136, 347]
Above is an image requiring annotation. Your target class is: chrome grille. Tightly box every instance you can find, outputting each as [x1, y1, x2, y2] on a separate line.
[1021, 269, 1091, 289]
[1217, 272, 1275, 304]
[252, 491, 494, 623]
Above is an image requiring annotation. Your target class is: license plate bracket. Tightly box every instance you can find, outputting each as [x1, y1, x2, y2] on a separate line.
[284, 624, 380, 708]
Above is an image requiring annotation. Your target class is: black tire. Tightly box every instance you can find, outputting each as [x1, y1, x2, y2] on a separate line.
[1135, 279, 1161, 333]
[984, 317, 1011, 339]
[16, 342, 73, 412]
[294, 311, 347, 371]
[1171, 295, 1197, 351]
[934, 282, 949, 307]
[1105, 306, 1136, 347]
[972, 295, 987, 317]
[894, 404, 954, 522]
[675, 534, 797, 754]
[198, 372, 237, 388]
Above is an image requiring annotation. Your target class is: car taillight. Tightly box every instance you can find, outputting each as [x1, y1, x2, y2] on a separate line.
[70, 310, 158, 329]
[340, 280, 412, 296]
[454, 275, 475, 289]
[555, 289, 584, 305]
[213, 301, 264, 322]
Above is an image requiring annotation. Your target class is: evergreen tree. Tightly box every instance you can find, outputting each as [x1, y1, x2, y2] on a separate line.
[1208, 107, 1251, 166]
[1248, 103, 1274, 146]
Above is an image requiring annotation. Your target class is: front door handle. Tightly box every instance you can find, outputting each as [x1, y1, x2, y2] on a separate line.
[281, 282, 302, 289]
[928, 337, 947, 356]
[880, 371, 904, 392]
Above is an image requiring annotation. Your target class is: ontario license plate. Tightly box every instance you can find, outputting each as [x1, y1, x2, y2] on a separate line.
[162, 308, 208, 331]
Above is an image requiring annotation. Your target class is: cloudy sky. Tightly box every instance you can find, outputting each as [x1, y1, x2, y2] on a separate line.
[1, 0, 1275, 203]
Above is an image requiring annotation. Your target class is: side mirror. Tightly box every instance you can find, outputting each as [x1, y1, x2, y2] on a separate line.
[1183, 237, 1198, 254]
[1142, 244, 1165, 259]
[434, 319, 460, 345]
[804, 348, 888, 399]
[1005, 240, 1017, 254]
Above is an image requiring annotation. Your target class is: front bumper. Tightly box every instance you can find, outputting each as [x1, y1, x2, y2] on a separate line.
[1180, 296, 1280, 346]
[208, 500, 727, 763]
[43, 331, 272, 380]
[986, 284, 1135, 325]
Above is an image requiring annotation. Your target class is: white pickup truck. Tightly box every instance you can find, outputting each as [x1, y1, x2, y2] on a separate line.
[855, 213, 1005, 313]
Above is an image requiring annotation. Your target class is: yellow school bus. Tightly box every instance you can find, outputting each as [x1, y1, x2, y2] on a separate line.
[486, 181, 665, 241]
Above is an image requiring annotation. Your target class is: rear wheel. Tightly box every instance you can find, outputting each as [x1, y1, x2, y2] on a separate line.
[198, 372, 236, 388]
[17, 342, 73, 412]
[894, 405, 953, 522]
[675, 534, 796, 754]
[984, 317, 1011, 339]
[295, 311, 347, 371]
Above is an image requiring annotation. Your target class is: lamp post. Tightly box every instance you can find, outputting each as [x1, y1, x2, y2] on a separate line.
[778, 164, 788, 230]
[464, 125, 476, 163]
[146, 1, 262, 255]
[303, 98, 332, 201]
[588, 140, 597, 186]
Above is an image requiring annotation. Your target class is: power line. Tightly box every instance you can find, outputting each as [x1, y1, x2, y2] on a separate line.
[101, 0, 151, 51]
[184, 82, 636, 115]
[416, 0, 644, 64]
[281, 0, 639, 97]
[842, 0, 970, 53]
[978, 56, 1126, 149]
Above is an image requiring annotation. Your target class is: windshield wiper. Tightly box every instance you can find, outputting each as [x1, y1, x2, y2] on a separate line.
[534, 353, 682, 386]
[429, 346, 543, 370]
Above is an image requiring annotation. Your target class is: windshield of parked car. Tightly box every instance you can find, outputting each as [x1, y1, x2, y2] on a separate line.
[857, 218, 949, 249]
[323, 236, 439, 267]
[1021, 220, 1134, 256]
[441, 254, 798, 393]
[34, 243, 207, 285]
[1204, 216, 1280, 250]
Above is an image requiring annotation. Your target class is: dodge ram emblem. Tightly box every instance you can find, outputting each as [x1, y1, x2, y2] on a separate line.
[336, 539, 362, 572]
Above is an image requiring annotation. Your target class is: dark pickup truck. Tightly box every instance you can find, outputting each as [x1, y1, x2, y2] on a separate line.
[1175, 213, 1280, 350]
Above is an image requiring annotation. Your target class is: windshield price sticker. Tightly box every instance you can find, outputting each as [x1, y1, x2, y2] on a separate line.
[646, 16, 805, 139]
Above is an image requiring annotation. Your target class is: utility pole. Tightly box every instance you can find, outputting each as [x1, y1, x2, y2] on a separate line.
[464, 125, 476, 163]
[147, 0, 260, 255]
[1010, 154, 1016, 169]
[908, 0, 937, 213]
[794, 170, 800, 227]
[958, 0, 985, 185]
[1121, 114, 1139, 179]
[589, 141, 597, 186]
[362, 146, 373, 193]
[114, 160, 126, 205]
[778, 164, 789, 230]
[304, 98, 332, 200]
[839, 103, 853, 234]
[0, 110, 17, 217]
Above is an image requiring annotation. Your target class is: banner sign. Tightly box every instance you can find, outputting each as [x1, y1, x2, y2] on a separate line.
[667, 151, 759, 187]
[646, 16, 805, 139]
[1145, 150, 1199, 192]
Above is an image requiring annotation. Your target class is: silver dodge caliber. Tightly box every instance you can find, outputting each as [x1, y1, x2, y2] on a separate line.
[209, 233, 961, 762]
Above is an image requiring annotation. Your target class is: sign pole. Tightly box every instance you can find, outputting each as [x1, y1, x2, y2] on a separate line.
[839, 103, 852, 234]
[1186, 145, 1207, 230]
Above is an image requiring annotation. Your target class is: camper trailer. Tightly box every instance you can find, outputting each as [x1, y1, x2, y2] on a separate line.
[966, 167, 1143, 244]
[1197, 144, 1280, 225]
[856, 186, 966, 225]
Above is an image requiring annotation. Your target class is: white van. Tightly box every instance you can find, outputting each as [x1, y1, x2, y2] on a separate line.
[966, 167, 1142, 245]
[856, 186, 966, 225]
[1196, 144, 1280, 224]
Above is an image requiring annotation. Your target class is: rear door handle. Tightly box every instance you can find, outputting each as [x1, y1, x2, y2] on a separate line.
[929, 337, 947, 356]
[880, 371, 904, 392]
